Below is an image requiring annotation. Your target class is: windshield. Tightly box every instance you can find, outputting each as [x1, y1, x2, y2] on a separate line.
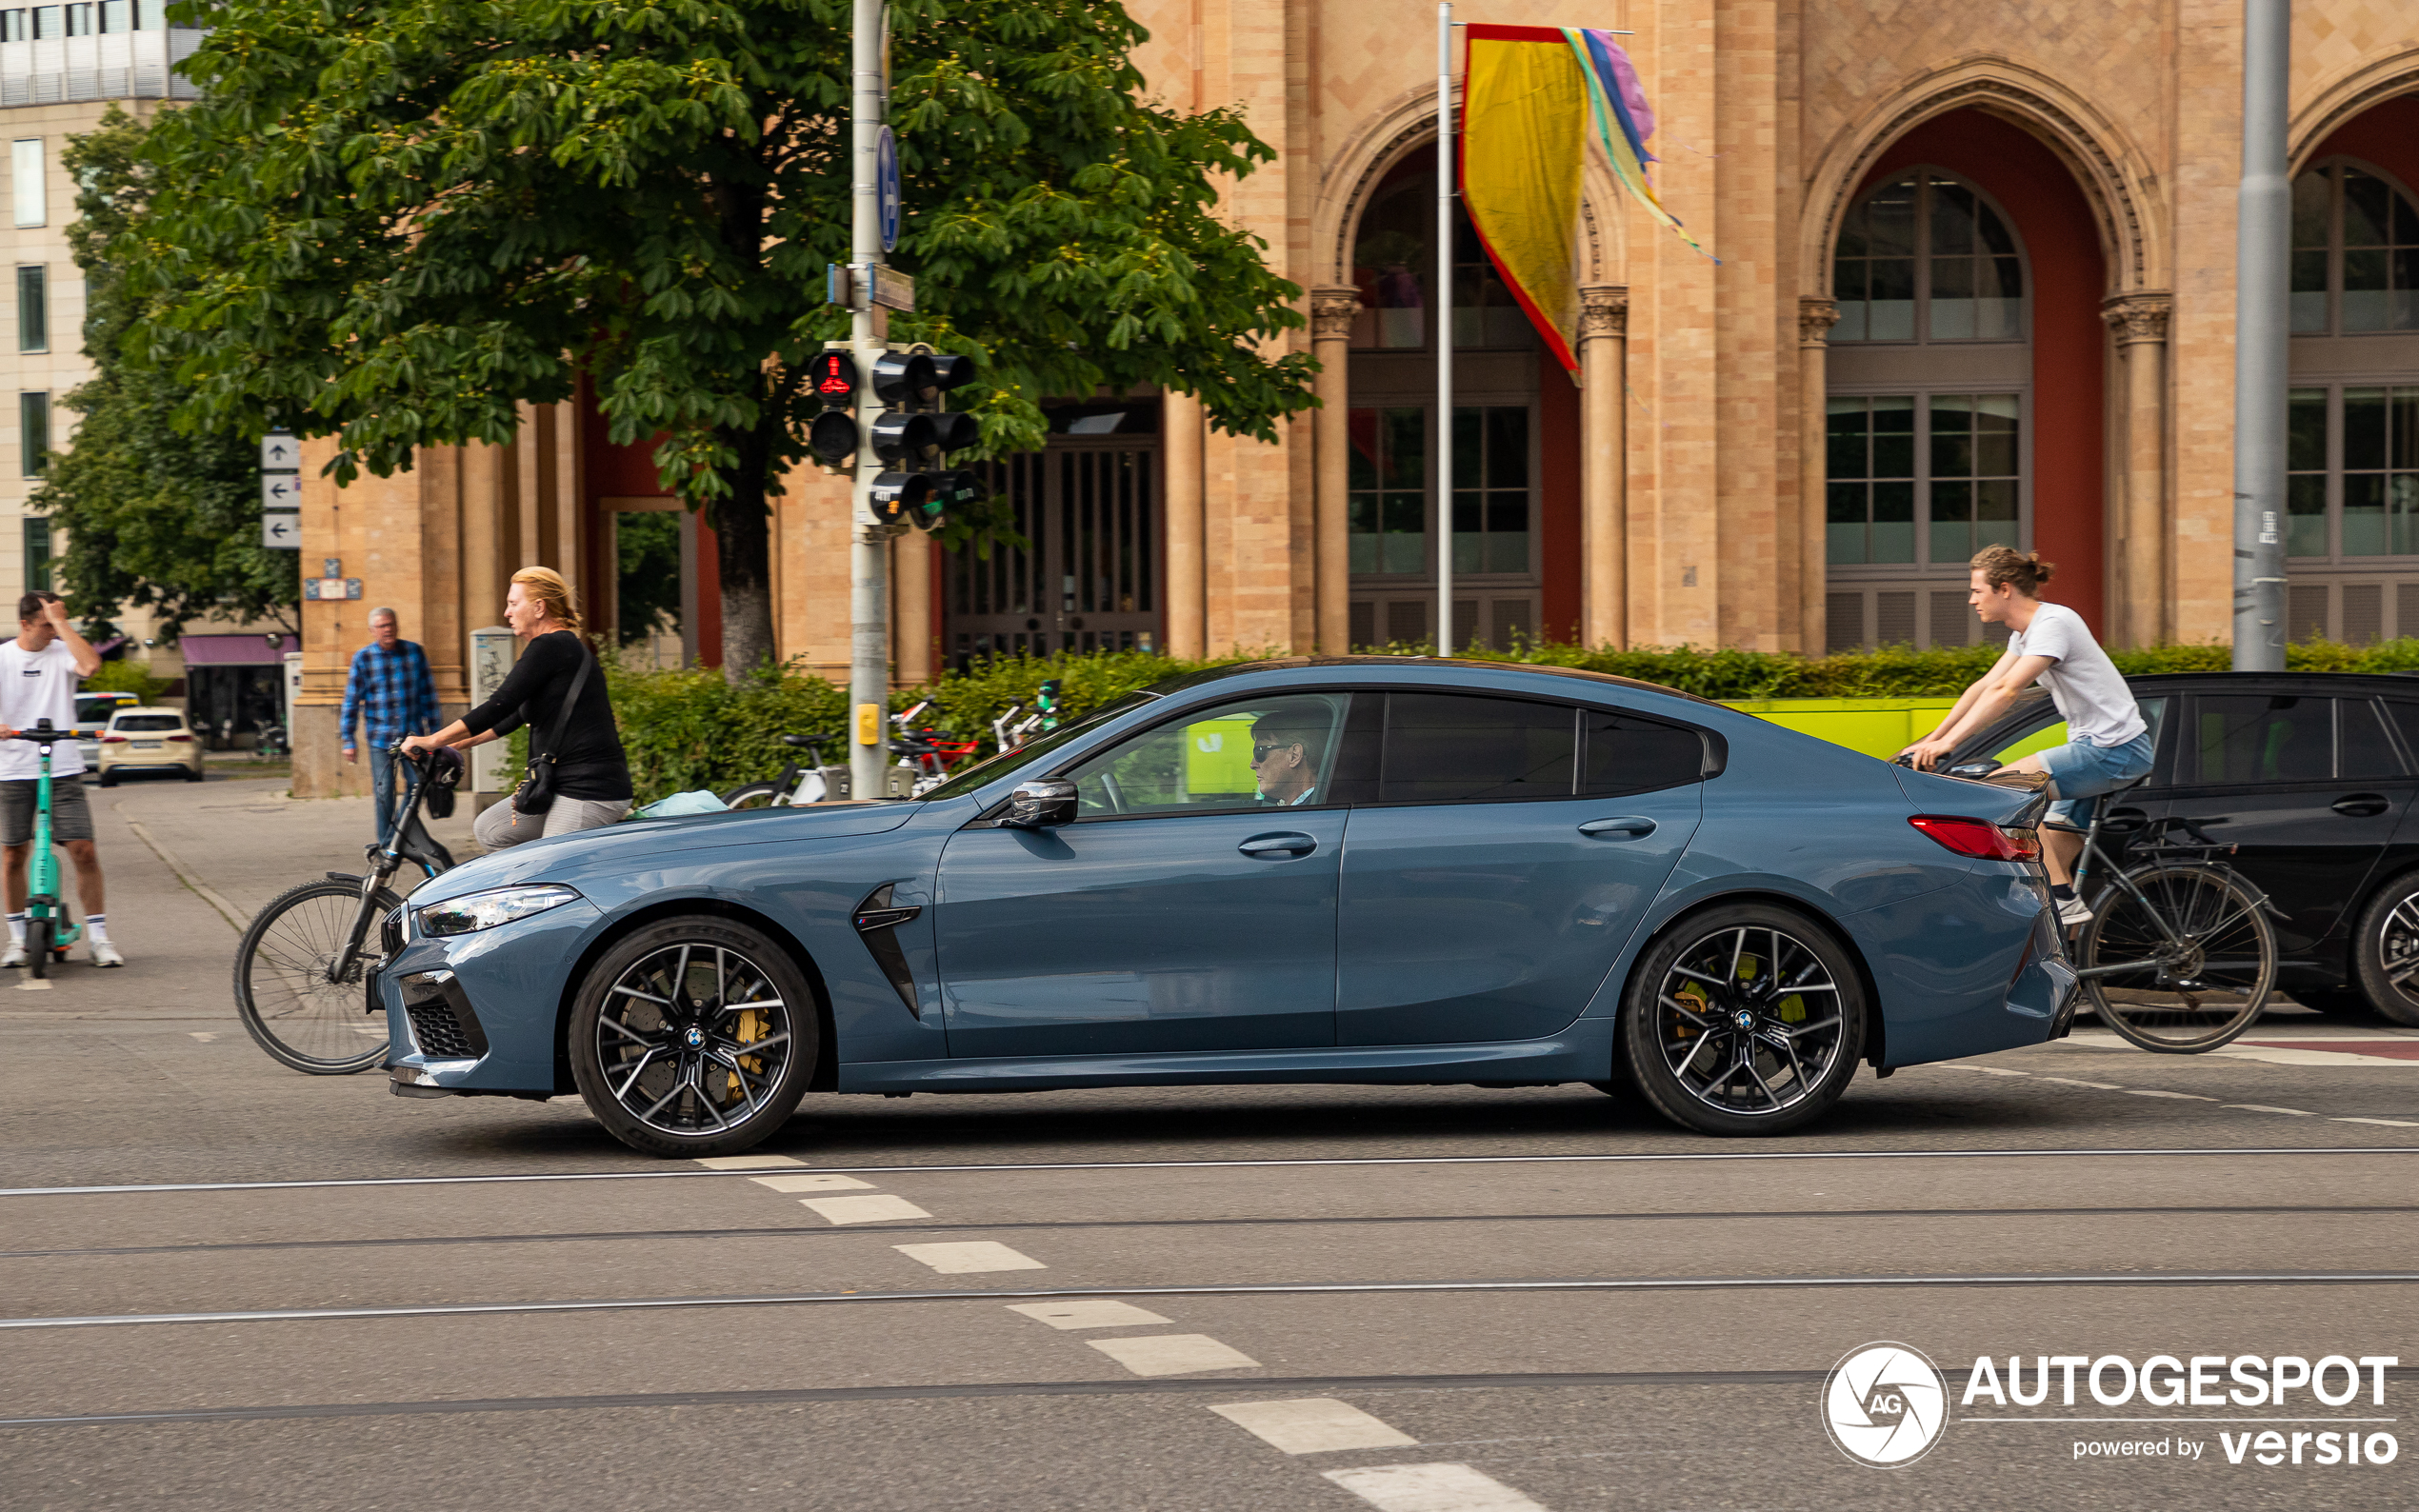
[75, 696, 130, 725]
[917, 690, 1159, 802]
[112, 714, 185, 732]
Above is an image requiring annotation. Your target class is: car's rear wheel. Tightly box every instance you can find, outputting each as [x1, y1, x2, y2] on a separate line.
[568, 917, 817, 1158]
[1621, 904, 1867, 1136]
[2345, 874, 2419, 1028]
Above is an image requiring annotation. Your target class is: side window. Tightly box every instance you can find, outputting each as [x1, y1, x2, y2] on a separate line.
[1581, 709, 1705, 796]
[2339, 699, 2408, 778]
[1380, 693, 1575, 804]
[1061, 693, 1354, 817]
[2193, 694, 2332, 784]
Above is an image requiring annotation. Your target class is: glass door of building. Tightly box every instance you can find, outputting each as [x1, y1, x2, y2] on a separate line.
[945, 437, 1162, 667]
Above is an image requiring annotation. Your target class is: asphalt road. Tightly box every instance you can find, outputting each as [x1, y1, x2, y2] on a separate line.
[3, 778, 2416, 1509]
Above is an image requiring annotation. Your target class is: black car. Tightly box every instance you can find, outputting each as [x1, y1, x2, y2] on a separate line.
[1950, 671, 2419, 1026]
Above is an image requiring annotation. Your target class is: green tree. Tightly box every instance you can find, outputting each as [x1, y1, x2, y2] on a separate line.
[130, 0, 1316, 678]
[30, 107, 297, 638]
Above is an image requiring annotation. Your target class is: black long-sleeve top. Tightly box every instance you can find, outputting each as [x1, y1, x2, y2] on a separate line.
[461, 629, 632, 802]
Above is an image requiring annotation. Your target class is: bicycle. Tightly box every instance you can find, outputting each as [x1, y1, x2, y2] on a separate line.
[2064, 780, 2282, 1053]
[9, 721, 84, 981]
[232, 742, 462, 1074]
[720, 730, 845, 808]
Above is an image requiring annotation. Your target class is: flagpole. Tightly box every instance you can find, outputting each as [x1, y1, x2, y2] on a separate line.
[1436, 0, 1454, 656]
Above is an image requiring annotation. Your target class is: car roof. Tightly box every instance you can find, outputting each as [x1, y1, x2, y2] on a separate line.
[2124, 670, 2419, 689]
[1145, 655, 1729, 707]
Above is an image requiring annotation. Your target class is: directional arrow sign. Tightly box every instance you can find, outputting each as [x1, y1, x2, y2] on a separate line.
[260, 512, 300, 549]
[261, 475, 300, 509]
[259, 434, 298, 472]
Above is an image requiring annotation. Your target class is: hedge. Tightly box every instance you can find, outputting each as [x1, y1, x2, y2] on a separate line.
[604, 638, 2419, 803]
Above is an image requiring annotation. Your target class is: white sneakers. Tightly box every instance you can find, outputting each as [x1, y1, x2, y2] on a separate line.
[90, 939, 123, 967]
[2057, 895, 2094, 928]
[0, 940, 22, 968]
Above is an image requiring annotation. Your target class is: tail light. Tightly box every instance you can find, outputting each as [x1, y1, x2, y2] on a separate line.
[166, 734, 193, 743]
[100, 735, 129, 744]
[1909, 814, 2042, 862]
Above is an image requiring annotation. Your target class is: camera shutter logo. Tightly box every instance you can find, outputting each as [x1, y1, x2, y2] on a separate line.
[1823, 1343, 1949, 1466]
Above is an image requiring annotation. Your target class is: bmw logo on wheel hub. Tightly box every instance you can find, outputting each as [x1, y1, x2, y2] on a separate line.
[683, 1026, 706, 1049]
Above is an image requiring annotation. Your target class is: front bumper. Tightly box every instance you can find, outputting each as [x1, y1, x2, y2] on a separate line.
[383, 896, 603, 1097]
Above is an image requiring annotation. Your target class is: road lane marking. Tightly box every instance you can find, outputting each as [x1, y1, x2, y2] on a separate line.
[2333, 1117, 2419, 1127]
[893, 1242, 1046, 1274]
[691, 1155, 804, 1170]
[16, 1147, 2419, 1199]
[799, 1195, 930, 1224]
[2040, 1078, 2125, 1088]
[1322, 1463, 1547, 1512]
[1964, 1067, 2030, 1076]
[2225, 1104, 2317, 1116]
[1008, 1300, 1172, 1330]
[1211, 1399, 1419, 1454]
[1089, 1334, 1260, 1376]
[749, 1173, 875, 1193]
[2124, 1090, 2215, 1101]
[187, 1033, 216, 1042]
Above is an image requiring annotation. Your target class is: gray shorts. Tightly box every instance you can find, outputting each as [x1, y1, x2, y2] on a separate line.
[0, 776, 93, 846]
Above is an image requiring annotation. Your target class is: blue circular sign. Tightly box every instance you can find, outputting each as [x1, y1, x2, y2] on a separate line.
[876, 126, 901, 253]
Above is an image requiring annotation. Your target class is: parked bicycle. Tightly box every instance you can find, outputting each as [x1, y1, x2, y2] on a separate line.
[720, 731, 844, 808]
[232, 743, 461, 1074]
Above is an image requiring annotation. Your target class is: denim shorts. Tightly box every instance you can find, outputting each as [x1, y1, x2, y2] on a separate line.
[2039, 733, 2155, 829]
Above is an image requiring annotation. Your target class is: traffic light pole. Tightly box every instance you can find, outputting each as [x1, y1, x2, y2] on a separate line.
[848, 0, 891, 800]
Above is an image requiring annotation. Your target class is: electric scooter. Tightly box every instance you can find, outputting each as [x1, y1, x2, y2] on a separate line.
[11, 720, 84, 980]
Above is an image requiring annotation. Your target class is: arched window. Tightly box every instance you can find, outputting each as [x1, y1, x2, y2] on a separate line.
[1832, 169, 2026, 344]
[2291, 160, 2419, 334]
[1824, 169, 2031, 649]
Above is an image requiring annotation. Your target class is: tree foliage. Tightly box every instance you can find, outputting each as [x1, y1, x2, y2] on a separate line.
[30, 107, 297, 639]
[130, 0, 1316, 676]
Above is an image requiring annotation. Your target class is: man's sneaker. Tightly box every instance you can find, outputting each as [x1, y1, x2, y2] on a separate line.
[2057, 895, 2094, 928]
[0, 941, 22, 968]
[90, 939, 124, 968]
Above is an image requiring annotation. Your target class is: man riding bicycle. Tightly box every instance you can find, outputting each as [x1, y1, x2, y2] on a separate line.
[1900, 547, 2151, 928]
[0, 592, 119, 966]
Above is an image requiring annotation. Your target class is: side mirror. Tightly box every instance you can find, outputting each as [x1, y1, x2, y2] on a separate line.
[1003, 779, 1077, 829]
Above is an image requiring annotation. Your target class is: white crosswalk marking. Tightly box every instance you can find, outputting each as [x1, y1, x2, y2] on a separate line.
[1210, 1399, 1418, 1454]
[748, 1173, 874, 1192]
[798, 1194, 931, 1224]
[892, 1242, 1046, 1274]
[690, 1154, 803, 1169]
[1007, 1300, 1171, 1330]
[1086, 1334, 1259, 1376]
[1322, 1463, 1548, 1512]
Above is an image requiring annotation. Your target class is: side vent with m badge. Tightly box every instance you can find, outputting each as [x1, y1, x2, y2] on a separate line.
[852, 884, 923, 1017]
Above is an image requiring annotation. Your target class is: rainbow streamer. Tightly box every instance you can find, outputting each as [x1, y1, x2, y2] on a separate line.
[1562, 27, 1715, 263]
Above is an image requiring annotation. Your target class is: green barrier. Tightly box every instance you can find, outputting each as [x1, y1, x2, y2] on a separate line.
[1722, 696, 2071, 764]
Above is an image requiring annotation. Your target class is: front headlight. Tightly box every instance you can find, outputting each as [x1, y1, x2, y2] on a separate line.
[416, 885, 581, 938]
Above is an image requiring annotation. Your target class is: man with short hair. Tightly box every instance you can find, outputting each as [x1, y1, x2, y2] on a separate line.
[0, 591, 114, 967]
[1249, 711, 1327, 806]
[338, 607, 440, 846]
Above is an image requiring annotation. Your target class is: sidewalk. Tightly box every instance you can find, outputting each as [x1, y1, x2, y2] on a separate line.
[2, 773, 478, 1018]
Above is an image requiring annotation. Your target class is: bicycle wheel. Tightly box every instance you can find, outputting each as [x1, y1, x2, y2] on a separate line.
[2078, 863, 2276, 1053]
[719, 781, 787, 810]
[233, 879, 400, 1074]
[26, 916, 49, 981]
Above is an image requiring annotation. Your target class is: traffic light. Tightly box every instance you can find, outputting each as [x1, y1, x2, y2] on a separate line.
[861, 347, 983, 531]
[807, 351, 860, 467]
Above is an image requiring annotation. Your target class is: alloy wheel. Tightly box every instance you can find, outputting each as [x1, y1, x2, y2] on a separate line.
[595, 942, 795, 1137]
[1651, 925, 1848, 1118]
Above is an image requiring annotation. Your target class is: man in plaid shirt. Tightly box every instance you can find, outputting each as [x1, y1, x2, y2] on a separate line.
[338, 607, 441, 846]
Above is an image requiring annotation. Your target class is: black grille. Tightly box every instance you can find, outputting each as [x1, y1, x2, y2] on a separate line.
[406, 999, 475, 1059]
[379, 905, 405, 959]
[398, 971, 489, 1059]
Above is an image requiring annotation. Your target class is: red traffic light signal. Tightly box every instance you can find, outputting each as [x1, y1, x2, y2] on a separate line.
[810, 351, 859, 408]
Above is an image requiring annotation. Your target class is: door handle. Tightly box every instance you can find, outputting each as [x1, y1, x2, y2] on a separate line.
[1239, 832, 1317, 858]
[1578, 816, 1658, 839]
[2332, 793, 2391, 817]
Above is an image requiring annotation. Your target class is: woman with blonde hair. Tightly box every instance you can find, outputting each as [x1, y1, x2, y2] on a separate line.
[404, 567, 633, 848]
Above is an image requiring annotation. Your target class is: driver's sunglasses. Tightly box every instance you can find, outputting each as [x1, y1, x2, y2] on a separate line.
[1250, 741, 1291, 764]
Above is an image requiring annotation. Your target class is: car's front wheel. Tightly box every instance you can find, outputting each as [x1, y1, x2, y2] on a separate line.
[568, 917, 818, 1157]
[1621, 904, 1867, 1136]
[2345, 874, 2419, 1028]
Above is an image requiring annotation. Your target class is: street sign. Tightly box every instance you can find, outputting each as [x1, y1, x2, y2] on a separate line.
[877, 126, 900, 252]
[261, 474, 300, 509]
[870, 266, 915, 312]
[259, 433, 298, 472]
[260, 512, 300, 549]
[302, 575, 362, 600]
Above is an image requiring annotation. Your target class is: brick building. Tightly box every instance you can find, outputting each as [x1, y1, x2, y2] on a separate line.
[290, 0, 2419, 795]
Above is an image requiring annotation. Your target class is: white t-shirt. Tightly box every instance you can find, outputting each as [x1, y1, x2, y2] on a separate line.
[0, 639, 84, 780]
[2008, 602, 2146, 747]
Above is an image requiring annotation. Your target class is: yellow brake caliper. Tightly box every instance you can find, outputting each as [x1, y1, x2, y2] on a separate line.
[727, 1008, 767, 1103]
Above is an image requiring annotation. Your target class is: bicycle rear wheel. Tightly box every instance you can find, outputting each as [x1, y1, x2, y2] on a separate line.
[233, 879, 400, 1074]
[719, 781, 788, 810]
[2078, 863, 2276, 1053]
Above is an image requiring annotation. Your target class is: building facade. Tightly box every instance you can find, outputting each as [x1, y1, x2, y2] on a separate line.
[292, 0, 2419, 794]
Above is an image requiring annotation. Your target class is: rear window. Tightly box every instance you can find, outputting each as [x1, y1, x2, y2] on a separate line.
[75, 695, 131, 725]
[1380, 694, 1576, 803]
[2194, 694, 2331, 783]
[110, 714, 184, 732]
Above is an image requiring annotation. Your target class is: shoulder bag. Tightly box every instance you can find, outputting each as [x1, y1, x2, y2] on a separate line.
[510, 644, 594, 817]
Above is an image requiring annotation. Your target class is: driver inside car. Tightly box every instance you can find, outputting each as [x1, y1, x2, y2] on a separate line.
[1249, 712, 1326, 806]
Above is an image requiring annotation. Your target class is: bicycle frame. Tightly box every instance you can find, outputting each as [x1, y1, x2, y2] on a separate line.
[2067, 804, 2279, 981]
[329, 746, 453, 982]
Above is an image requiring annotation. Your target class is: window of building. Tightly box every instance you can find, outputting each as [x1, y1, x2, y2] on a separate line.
[1450, 406, 1529, 574]
[1348, 147, 1536, 352]
[1348, 407, 1425, 574]
[1827, 393, 2021, 567]
[10, 139, 41, 229]
[1348, 405, 1535, 580]
[15, 266, 43, 354]
[19, 390, 48, 476]
[1831, 169, 2026, 344]
[0, 11, 22, 40]
[2285, 385, 2419, 560]
[21, 514, 49, 591]
[98, 0, 131, 30]
[62, 1, 89, 34]
[2290, 161, 2419, 335]
[30, 4, 54, 38]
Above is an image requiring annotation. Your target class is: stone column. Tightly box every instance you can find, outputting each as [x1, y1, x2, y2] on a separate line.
[1310, 288, 1362, 653]
[1797, 298, 1840, 656]
[1163, 388, 1207, 659]
[1579, 287, 1629, 648]
[2104, 292, 2173, 647]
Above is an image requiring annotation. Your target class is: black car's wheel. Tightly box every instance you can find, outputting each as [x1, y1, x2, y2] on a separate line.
[1621, 904, 1867, 1137]
[568, 917, 817, 1158]
[2346, 873, 2419, 1028]
[718, 782, 787, 810]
